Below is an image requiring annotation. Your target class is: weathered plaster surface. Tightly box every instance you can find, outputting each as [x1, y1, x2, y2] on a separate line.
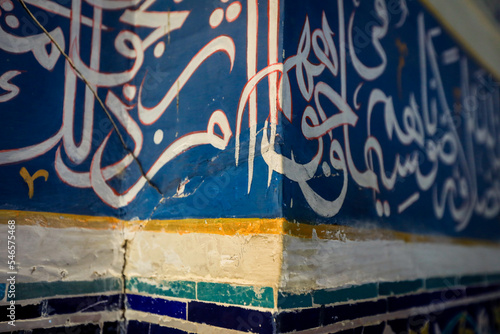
[125, 231, 283, 287]
[281, 235, 500, 293]
[0, 224, 124, 284]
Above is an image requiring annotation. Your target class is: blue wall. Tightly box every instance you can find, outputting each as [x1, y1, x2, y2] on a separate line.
[281, 0, 500, 240]
[1, 0, 500, 240]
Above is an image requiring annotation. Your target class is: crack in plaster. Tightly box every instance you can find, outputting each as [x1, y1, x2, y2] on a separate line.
[120, 239, 129, 331]
[17, 0, 167, 212]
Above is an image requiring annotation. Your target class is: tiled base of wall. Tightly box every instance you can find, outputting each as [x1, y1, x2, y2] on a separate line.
[276, 287, 500, 333]
[2, 281, 500, 333]
[125, 295, 500, 334]
[5, 275, 500, 333]
[122, 285, 500, 333]
[2, 213, 500, 333]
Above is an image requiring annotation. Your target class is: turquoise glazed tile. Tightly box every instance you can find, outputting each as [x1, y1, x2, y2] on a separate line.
[379, 279, 423, 296]
[459, 275, 486, 287]
[126, 277, 195, 300]
[197, 282, 274, 308]
[313, 283, 378, 305]
[486, 273, 500, 284]
[426, 276, 457, 290]
[14, 277, 122, 301]
[278, 291, 313, 309]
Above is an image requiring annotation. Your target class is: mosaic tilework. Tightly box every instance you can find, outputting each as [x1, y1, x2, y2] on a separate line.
[120, 273, 500, 333]
[1, 274, 500, 332]
[6, 294, 500, 334]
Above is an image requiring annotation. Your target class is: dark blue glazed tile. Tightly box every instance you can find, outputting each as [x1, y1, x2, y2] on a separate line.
[46, 294, 122, 315]
[429, 288, 466, 305]
[324, 299, 387, 325]
[387, 292, 431, 312]
[188, 300, 274, 333]
[313, 283, 378, 306]
[466, 284, 500, 297]
[276, 307, 321, 332]
[102, 321, 123, 334]
[126, 320, 151, 333]
[379, 279, 423, 296]
[127, 320, 189, 333]
[127, 294, 186, 320]
[387, 318, 409, 333]
[362, 322, 386, 333]
[0, 302, 40, 321]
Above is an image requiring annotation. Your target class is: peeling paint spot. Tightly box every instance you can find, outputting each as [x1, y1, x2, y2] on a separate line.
[335, 229, 347, 242]
[174, 177, 190, 198]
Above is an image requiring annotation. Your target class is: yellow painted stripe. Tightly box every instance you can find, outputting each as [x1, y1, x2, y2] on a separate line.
[281, 221, 500, 247]
[0, 210, 123, 230]
[419, 0, 500, 81]
[1, 210, 498, 247]
[125, 218, 285, 235]
[0, 210, 284, 235]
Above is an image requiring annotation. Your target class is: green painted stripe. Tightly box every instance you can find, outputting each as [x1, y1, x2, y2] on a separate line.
[459, 275, 487, 286]
[197, 282, 274, 308]
[14, 277, 122, 301]
[425, 276, 457, 290]
[278, 292, 312, 309]
[313, 283, 378, 305]
[379, 279, 424, 296]
[126, 277, 195, 300]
